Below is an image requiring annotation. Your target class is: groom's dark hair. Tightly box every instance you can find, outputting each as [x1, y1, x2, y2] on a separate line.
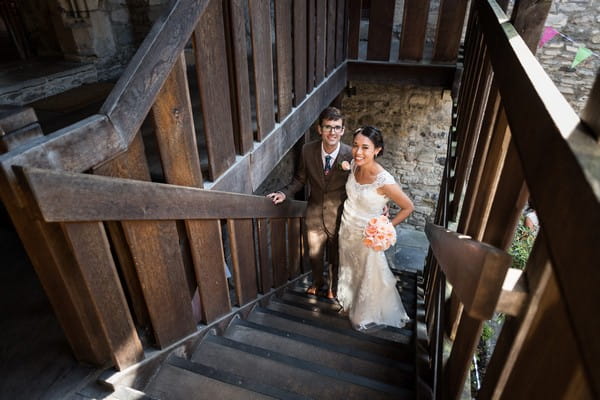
[318, 107, 345, 126]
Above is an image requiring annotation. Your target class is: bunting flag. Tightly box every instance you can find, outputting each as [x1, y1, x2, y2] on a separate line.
[571, 46, 593, 69]
[538, 26, 599, 70]
[539, 26, 559, 48]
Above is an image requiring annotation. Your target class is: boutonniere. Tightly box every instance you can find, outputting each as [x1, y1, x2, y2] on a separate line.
[338, 160, 351, 171]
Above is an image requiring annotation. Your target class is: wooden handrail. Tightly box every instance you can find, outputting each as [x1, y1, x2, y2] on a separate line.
[20, 167, 306, 222]
[425, 222, 512, 320]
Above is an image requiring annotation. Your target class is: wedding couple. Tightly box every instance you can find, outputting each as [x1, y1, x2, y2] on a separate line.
[267, 107, 414, 331]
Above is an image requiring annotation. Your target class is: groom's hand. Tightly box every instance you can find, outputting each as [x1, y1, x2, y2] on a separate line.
[267, 191, 286, 205]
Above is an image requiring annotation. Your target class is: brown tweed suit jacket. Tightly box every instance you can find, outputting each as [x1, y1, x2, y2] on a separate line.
[282, 140, 353, 236]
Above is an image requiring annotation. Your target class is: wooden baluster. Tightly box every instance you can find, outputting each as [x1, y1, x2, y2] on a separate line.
[432, 0, 470, 62]
[450, 33, 492, 221]
[293, 0, 308, 106]
[307, 0, 317, 92]
[224, 0, 253, 155]
[455, 84, 501, 235]
[228, 219, 258, 305]
[326, 0, 337, 74]
[315, 0, 327, 85]
[287, 217, 302, 279]
[187, 220, 231, 322]
[192, 0, 236, 180]
[346, 0, 361, 59]
[398, 0, 431, 61]
[335, 0, 345, 66]
[256, 218, 273, 294]
[249, 0, 275, 140]
[271, 218, 288, 287]
[275, 0, 293, 121]
[61, 222, 143, 369]
[366, 0, 394, 61]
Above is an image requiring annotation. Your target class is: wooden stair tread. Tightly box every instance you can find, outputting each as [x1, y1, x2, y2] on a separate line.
[267, 297, 414, 344]
[190, 334, 413, 399]
[146, 356, 282, 400]
[224, 319, 414, 386]
[247, 307, 414, 362]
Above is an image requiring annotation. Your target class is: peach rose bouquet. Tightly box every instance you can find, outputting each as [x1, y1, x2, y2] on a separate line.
[362, 215, 396, 251]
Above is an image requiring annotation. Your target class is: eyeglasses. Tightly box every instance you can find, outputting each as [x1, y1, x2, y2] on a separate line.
[321, 125, 344, 133]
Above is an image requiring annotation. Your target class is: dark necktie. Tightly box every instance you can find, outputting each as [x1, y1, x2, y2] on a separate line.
[324, 155, 333, 175]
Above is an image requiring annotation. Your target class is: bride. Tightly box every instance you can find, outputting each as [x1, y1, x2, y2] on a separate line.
[337, 126, 414, 332]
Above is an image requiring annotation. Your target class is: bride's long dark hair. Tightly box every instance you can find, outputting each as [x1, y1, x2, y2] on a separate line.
[353, 126, 384, 157]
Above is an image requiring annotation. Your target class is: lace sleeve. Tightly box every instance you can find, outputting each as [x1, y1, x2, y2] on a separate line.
[376, 170, 396, 186]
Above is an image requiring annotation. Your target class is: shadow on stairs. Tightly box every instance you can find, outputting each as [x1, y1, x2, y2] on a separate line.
[76, 270, 424, 400]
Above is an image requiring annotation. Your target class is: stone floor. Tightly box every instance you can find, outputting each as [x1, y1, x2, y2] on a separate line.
[389, 226, 429, 272]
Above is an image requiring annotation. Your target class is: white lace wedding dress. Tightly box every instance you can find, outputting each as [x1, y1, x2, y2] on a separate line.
[337, 166, 410, 331]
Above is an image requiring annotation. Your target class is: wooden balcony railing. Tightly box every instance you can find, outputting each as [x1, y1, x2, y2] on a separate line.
[426, 0, 599, 398]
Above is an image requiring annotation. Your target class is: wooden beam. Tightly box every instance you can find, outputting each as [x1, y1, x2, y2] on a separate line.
[210, 64, 348, 193]
[101, 0, 210, 140]
[20, 167, 306, 222]
[347, 61, 456, 88]
[0, 115, 121, 207]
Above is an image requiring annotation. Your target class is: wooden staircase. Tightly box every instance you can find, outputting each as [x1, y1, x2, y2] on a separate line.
[79, 269, 423, 400]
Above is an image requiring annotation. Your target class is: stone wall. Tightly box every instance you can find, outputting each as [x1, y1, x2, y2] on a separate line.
[537, 0, 599, 114]
[256, 85, 452, 232]
[20, 0, 169, 81]
[342, 83, 452, 230]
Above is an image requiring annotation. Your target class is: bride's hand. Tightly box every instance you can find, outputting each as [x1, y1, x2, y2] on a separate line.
[382, 205, 390, 217]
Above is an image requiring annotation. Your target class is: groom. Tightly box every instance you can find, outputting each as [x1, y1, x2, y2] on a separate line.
[267, 107, 352, 299]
